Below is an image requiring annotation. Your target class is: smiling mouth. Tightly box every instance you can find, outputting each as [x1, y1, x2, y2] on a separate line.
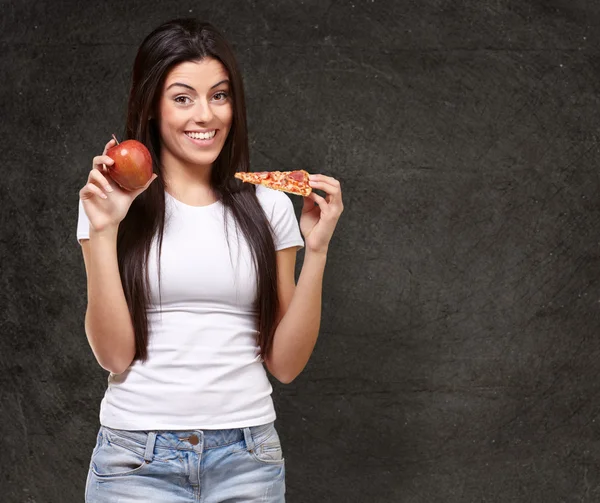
[185, 130, 217, 140]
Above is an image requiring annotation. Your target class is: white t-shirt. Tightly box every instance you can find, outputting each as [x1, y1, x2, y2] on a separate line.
[76, 185, 304, 430]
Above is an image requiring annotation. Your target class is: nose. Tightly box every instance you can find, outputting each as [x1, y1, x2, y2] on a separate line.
[193, 99, 214, 123]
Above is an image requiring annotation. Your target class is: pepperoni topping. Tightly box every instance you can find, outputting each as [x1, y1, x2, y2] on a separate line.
[288, 170, 306, 182]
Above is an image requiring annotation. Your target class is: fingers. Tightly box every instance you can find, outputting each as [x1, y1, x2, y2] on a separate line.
[303, 191, 327, 214]
[302, 191, 319, 210]
[308, 174, 342, 199]
[92, 154, 114, 172]
[102, 138, 116, 156]
[309, 174, 341, 189]
[88, 165, 115, 193]
[95, 138, 116, 176]
[79, 139, 121, 202]
[79, 182, 108, 200]
[308, 174, 344, 215]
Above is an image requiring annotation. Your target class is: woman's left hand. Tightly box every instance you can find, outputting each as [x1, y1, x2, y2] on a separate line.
[300, 174, 344, 254]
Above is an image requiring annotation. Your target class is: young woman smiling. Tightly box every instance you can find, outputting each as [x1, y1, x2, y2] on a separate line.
[77, 18, 343, 502]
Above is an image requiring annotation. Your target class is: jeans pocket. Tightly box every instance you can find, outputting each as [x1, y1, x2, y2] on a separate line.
[91, 428, 149, 478]
[250, 424, 285, 465]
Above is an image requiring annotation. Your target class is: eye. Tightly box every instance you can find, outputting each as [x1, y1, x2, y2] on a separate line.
[213, 91, 229, 101]
[174, 96, 192, 105]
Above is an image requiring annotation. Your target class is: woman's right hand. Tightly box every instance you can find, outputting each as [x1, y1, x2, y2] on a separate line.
[79, 138, 158, 234]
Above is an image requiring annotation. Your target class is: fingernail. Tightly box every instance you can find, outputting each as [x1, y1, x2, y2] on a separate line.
[101, 193, 108, 199]
[105, 185, 113, 192]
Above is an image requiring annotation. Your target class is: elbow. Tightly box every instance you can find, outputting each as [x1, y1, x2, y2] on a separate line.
[270, 366, 301, 384]
[99, 360, 131, 375]
[85, 322, 135, 375]
[95, 353, 134, 375]
[265, 354, 306, 384]
[266, 360, 297, 384]
[276, 374, 297, 385]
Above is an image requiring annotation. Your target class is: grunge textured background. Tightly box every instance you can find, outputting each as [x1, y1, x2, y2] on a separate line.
[2, 0, 600, 501]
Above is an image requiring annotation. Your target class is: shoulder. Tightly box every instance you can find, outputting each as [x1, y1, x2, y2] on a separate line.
[253, 185, 304, 250]
[254, 184, 294, 217]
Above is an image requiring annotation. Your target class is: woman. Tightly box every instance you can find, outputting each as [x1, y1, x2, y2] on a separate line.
[77, 18, 343, 502]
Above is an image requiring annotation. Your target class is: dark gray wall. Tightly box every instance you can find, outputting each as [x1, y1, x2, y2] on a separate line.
[2, 0, 600, 501]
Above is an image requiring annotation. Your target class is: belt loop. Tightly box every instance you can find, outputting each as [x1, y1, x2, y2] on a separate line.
[144, 432, 157, 463]
[243, 427, 255, 452]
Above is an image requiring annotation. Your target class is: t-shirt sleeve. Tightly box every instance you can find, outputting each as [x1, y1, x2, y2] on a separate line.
[76, 198, 90, 243]
[260, 187, 304, 251]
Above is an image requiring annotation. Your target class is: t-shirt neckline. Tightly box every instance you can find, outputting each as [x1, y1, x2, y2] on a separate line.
[165, 190, 222, 210]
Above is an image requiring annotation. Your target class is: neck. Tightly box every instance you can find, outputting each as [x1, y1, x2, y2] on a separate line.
[160, 150, 218, 207]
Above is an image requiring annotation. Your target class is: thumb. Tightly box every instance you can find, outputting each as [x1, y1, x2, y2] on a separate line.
[302, 192, 317, 212]
[147, 173, 158, 187]
[133, 173, 158, 197]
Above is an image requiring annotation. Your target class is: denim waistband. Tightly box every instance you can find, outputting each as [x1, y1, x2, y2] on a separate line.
[99, 422, 273, 456]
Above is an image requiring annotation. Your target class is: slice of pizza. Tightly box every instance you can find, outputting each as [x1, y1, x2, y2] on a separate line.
[234, 170, 312, 196]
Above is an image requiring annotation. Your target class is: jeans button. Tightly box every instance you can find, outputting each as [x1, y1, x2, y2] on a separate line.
[188, 434, 199, 445]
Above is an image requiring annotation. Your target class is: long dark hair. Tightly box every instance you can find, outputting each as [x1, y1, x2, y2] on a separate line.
[117, 19, 279, 362]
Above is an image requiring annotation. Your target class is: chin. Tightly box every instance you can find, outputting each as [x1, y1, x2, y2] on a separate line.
[188, 151, 221, 166]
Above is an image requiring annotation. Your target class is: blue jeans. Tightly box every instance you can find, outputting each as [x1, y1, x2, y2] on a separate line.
[85, 422, 286, 502]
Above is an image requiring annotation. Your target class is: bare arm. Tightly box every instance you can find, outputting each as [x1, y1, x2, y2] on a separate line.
[78, 137, 157, 374]
[265, 174, 343, 383]
[265, 248, 325, 383]
[80, 228, 135, 374]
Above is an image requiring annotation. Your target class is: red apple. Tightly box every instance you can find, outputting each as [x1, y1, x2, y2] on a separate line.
[106, 134, 153, 191]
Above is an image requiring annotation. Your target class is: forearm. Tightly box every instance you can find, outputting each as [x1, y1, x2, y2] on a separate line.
[84, 228, 136, 374]
[269, 250, 327, 383]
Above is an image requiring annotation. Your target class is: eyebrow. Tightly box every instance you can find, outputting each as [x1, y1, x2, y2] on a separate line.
[166, 79, 230, 92]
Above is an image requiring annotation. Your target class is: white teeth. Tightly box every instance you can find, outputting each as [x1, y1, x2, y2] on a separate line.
[186, 130, 216, 140]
